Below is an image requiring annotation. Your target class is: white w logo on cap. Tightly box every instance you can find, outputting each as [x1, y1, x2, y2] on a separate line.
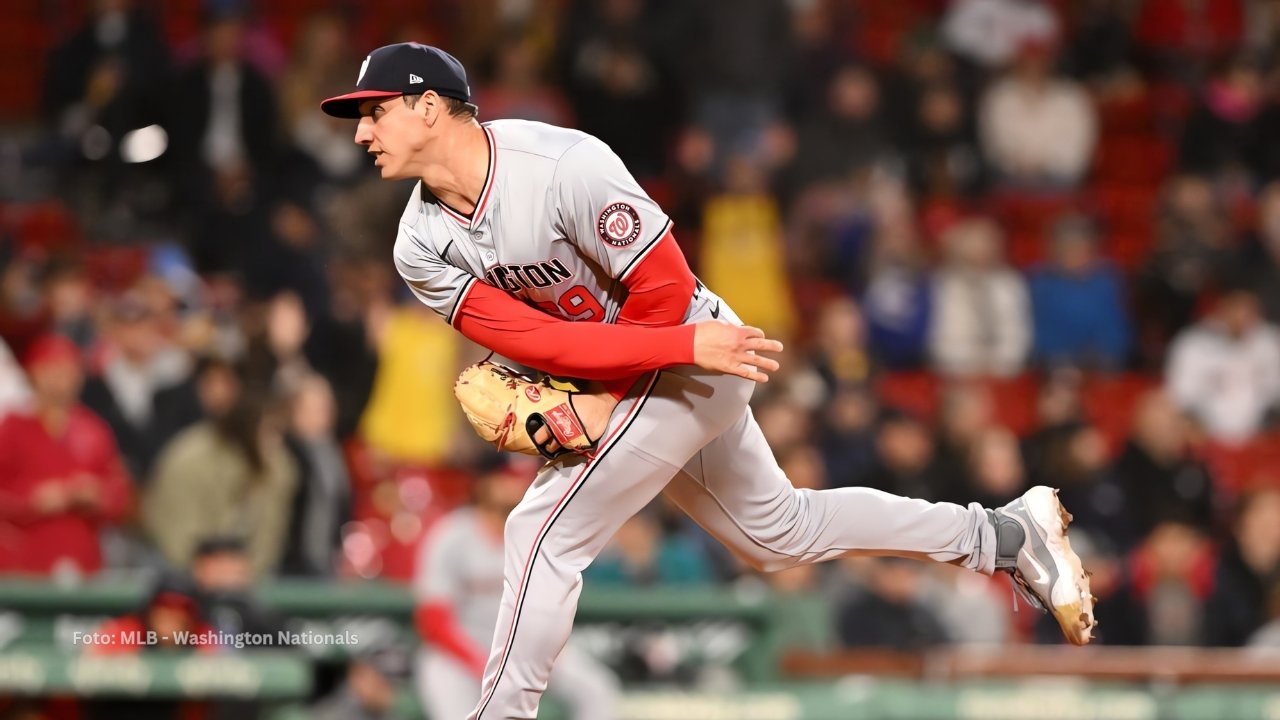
[409, 74, 423, 84]
[357, 56, 370, 84]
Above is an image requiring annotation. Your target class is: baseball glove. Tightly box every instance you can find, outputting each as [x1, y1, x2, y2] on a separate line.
[454, 361, 600, 460]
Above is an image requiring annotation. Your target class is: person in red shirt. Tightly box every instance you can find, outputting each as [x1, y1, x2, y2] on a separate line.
[0, 334, 132, 576]
[85, 574, 218, 720]
[89, 574, 219, 655]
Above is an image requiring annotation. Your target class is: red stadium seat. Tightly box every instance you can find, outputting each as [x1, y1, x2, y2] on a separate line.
[1007, 230, 1045, 268]
[983, 375, 1039, 435]
[1105, 233, 1154, 271]
[875, 372, 940, 421]
[1094, 184, 1158, 236]
[1081, 374, 1158, 454]
[1093, 136, 1174, 185]
[1097, 90, 1159, 135]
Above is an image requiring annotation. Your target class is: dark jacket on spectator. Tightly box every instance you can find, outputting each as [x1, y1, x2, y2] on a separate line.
[1204, 541, 1277, 647]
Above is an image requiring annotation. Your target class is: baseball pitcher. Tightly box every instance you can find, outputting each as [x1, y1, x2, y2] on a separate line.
[321, 43, 1096, 720]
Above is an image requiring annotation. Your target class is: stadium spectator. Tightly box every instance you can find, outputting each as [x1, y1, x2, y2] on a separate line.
[0, 335, 132, 576]
[678, 0, 793, 171]
[978, 35, 1097, 189]
[164, 2, 280, 276]
[960, 427, 1028, 509]
[762, 563, 836, 653]
[41, 0, 171, 153]
[301, 255, 383, 439]
[1177, 56, 1266, 183]
[809, 296, 873, 393]
[778, 443, 830, 491]
[782, 0, 855, 124]
[817, 387, 879, 488]
[1021, 368, 1085, 470]
[587, 507, 715, 588]
[277, 11, 365, 189]
[928, 217, 1031, 377]
[861, 205, 932, 369]
[82, 573, 221, 720]
[942, 0, 1060, 70]
[147, 354, 243, 457]
[144, 388, 297, 576]
[41, 259, 96, 350]
[557, 0, 672, 179]
[788, 64, 892, 190]
[191, 536, 286, 639]
[1027, 214, 1131, 370]
[699, 154, 797, 340]
[1105, 520, 1214, 646]
[472, 29, 571, 126]
[313, 644, 411, 720]
[1026, 417, 1132, 549]
[81, 289, 193, 481]
[280, 373, 350, 577]
[1235, 181, 1280, 323]
[1205, 490, 1280, 646]
[754, 391, 813, 452]
[1060, 0, 1136, 83]
[1111, 390, 1216, 542]
[859, 412, 940, 500]
[932, 382, 997, 491]
[1137, 175, 1234, 363]
[901, 81, 985, 200]
[1166, 280, 1280, 443]
[1134, 0, 1244, 79]
[241, 290, 313, 393]
[87, 572, 216, 655]
[357, 300, 466, 466]
[837, 558, 950, 650]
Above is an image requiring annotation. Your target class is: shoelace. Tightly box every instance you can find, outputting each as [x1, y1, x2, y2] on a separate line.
[1007, 571, 1047, 614]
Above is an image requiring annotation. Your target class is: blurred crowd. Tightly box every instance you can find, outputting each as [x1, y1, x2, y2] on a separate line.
[3, 0, 1280, 667]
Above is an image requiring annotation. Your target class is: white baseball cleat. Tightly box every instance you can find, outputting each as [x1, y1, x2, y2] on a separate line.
[989, 486, 1097, 645]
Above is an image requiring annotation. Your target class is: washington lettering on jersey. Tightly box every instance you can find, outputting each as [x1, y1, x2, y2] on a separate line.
[392, 119, 674, 329]
[485, 259, 574, 293]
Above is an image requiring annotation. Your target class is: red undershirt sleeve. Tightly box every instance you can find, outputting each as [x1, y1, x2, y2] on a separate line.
[598, 231, 698, 396]
[415, 602, 488, 677]
[453, 281, 695, 381]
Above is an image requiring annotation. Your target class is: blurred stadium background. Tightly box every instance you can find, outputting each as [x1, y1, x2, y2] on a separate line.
[2, 0, 1280, 718]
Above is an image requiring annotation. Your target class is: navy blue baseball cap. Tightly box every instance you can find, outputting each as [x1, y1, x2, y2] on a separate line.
[321, 42, 471, 119]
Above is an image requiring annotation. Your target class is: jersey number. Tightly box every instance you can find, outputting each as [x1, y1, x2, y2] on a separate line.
[534, 285, 604, 322]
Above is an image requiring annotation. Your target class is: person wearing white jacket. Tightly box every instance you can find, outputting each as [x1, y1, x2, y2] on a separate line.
[979, 38, 1097, 189]
[929, 218, 1032, 377]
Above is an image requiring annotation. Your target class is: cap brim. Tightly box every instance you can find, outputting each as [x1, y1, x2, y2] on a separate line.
[320, 90, 404, 119]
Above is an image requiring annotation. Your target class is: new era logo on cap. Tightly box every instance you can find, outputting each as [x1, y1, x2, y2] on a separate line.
[321, 43, 472, 119]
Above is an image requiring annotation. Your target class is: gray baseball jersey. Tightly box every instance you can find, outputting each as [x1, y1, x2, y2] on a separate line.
[393, 119, 673, 330]
[390, 120, 999, 720]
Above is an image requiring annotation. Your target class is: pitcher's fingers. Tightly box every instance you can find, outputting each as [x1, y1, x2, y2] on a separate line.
[741, 326, 766, 339]
[747, 355, 780, 374]
[748, 338, 784, 354]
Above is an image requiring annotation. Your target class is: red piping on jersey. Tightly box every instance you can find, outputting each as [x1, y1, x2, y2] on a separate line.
[434, 126, 497, 228]
[439, 203, 470, 226]
[470, 371, 660, 719]
[470, 126, 498, 229]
